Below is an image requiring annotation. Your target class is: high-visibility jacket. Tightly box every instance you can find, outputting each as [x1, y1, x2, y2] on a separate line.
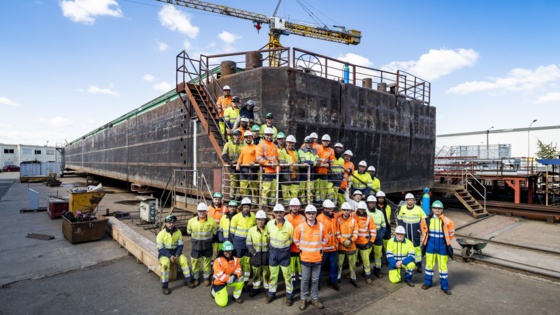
[266, 219, 294, 250]
[371, 177, 381, 193]
[237, 143, 257, 165]
[366, 208, 387, 230]
[259, 124, 278, 140]
[397, 205, 426, 247]
[187, 216, 218, 251]
[316, 145, 335, 174]
[278, 147, 297, 179]
[336, 215, 358, 252]
[286, 213, 304, 253]
[224, 106, 240, 126]
[246, 225, 269, 253]
[294, 220, 328, 263]
[216, 95, 232, 117]
[341, 161, 354, 189]
[386, 237, 416, 268]
[256, 139, 279, 174]
[421, 214, 455, 247]
[230, 212, 256, 240]
[156, 227, 184, 258]
[219, 212, 236, 242]
[355, 212, 376, 246]
[297, 147, 318, 180]
[209, 204, 227, 226]
[317, 213, 338, 252]
[300, 142, 319, 151]
[351, 171, 372, 191]
[213, 255, 242, 286]
[222, 140, 244, 165]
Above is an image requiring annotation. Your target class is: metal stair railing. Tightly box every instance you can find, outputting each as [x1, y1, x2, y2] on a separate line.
[461, 168, 487, 215]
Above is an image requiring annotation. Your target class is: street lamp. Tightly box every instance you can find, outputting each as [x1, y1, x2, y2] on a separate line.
[528, 119, 537, 158]
[486, 126, 494, 159]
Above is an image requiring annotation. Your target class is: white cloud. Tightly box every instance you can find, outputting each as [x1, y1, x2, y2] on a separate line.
[158, 42, 168, 51]
[39, 117, 74, 128]
[0, 97, 20, 107]
[86, 85, 119, 96]
[158, 5, 199, 38]
[536, 92, 560, 103]
[383, 48, 479, 81]
[142, 74, 155, 82]
[60, 0, 122, 25]
[338, 53, 373, 68]
[183, 40, 191, 50]
[153, 81, 172, 92]
[218, 31, 239, 44]
[447, 64, 560, 95]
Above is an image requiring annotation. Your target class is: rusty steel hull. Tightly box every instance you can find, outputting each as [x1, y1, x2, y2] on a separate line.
[65, 67, 435, 193]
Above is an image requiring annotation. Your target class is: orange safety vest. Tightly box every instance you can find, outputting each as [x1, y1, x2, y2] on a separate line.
[316, 145, 335, 175]
[420, 214, 455, 246]
[336, 215, 358, 252]
[255, 139, 279, 174]
[340, 161, 355, 189]
[294, 221, 327, 263]
[286, 212, 304, 253]
[237, 126, 247, 141]
[355, 212, 376, 245]
[317, 213, 338, 252]
[237, 143, 257, 165]
[212, 255, 242, 285]
[216, 95, 232, 117]
[208, 204, 227, 226]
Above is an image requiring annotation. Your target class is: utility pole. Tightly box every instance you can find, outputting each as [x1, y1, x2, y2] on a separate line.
[528, 119, 537, 158]
[486, 126, 494, 159]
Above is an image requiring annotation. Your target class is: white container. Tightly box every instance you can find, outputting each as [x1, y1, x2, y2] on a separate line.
[19, 162, 41, 177]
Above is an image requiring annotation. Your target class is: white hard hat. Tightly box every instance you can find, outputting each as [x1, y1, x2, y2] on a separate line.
[341, 202, 352, 210]
[304, 204, 317, 213]
[357, 201, 367, 210]
[376, 191, 386, 197]
[244, 130, 253, 137]
[343, 150, 353, 156]
[353, 190, 362, 195]
[358, 160, 367, 167]
[241, 117, 249, 122]
[310, 132, 318, 139]
[289, 198, 301, 206]
[321, 134, 331, 141]
[366, 195, 377, 202]
[256, 210, 267, 219]
[223, 85, 231, 90]
[322, 199, 335, 208]
[264, 127, 274, 135]
[273, 204, 285, 212]
[395, 226, 406, 234]
[405, 193, 415, 200]
[367, 166, 376, 172]
[334, 143, 343, 148]
[241, 197, 252, 205]
[286, 135, 296, 143]
[197, 203, 209, 211]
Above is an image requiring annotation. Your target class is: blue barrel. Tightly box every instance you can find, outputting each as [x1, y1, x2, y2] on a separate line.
[343, 63, 350, 83]
[422, 187, 431, 215]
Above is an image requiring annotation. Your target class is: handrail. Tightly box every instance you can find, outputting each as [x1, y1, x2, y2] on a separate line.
[461, 168, 486, 212]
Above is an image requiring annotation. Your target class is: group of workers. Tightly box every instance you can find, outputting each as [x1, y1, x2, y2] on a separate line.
[157, 191, 456, 308]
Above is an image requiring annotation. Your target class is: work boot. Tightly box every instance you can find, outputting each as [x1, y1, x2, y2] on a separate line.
[442, 289, 452, 295]
[186, 281, 195, 289]
[422, 284, 431, 290]
[406, 281, 415, 287]
[243, 282, 252, 292]
[193, 279, 199, 287]
[311, 299, 324, 309]
[417, 266, 423, 273]
[286, 297, 293, 306]
[203, 279, 211, 286]
[162, 287, 170, 295]
[265, 295, 275, 304]
[234, 297, 244, 304]
[299, 299, 308, 311]
[249, 289, 260, 297]
[350, 279, 359, 288]
[373, 272, 383, 279]
[327, 282, 341, 291]
[366, 278, 373, 285]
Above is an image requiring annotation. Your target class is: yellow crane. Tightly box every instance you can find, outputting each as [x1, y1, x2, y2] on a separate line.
[157, 0, 362, 50]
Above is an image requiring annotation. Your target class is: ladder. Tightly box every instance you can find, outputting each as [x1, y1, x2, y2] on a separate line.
[432, 183, 488, 218]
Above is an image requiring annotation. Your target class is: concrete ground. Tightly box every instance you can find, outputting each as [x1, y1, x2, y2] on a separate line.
[1, 172, 559, 314]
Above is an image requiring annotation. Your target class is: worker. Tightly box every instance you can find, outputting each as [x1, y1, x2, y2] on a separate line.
[230, 197, 257, 289]
[211, 241, 244, 306]
[266, 203, 295, 305]
[309, 132, 320, 150]
[219, 200, 239, 243]
[336, 150, 355, 206]
[216, 85, 232, 138]
[222, 129, 244, 199]
[397, 193, 426, 272]
[317, 199, 340, 291]
[250, 124, 261, 144]
[294, 204, 328, 310]
[420, 200, 455, 295]
[331, 143, 345, 205]
[387, 226, 416, 287]
[256, 127, 279, 207]
[224, 96, 241, 137]
[345, 189, 363, 212]
[315, 134, 335, 203]
[187, 203, 218, 287]
[366, 195, 386, 278]
[157, 215, 193, 294]
[236, 117, 250, 141]
[367, 166, 381, 193]
[236, 131, 258, 199]
[356, 201, 376, 284]
[246, 210, 270, 297]
[209, 192, 227, 258]
[278, 134, 298, 201]
[297, 136, 319, 203]
[260, 112, 278, 140]
[376, 191, 393, 260]
[336, 202, 359, 287]
[351, 160, 373, 197]
[233, 100, 261, 130]
[285, 198, 304, 286]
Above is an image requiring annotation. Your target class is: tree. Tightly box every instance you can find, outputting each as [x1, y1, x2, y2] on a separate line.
[535, 140, 558, 159]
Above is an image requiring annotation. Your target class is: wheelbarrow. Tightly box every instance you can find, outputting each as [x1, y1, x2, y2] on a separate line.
[456, 237, 489, 262]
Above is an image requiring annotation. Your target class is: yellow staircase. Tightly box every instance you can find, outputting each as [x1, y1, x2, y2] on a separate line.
[432, 184, 489, 218]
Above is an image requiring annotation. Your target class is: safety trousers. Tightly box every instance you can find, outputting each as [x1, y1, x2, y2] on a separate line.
[239, 256, 251, 283]
[212, 243, 222, 260]
[261, 175, 277, 206]
[314, 178, 334, 202]
[192, 256, 213, 281]
[281, 184, 299, 200]
[372, 244, 383, 273]
[159, 255, 191, 287]
[229, 173, 239, 199]
[239, 180, 258, 199]
[358, 247, 372, 277]
[414, 246, 423, 268]
[298, 181, 315, 203]
[290, 255, 302, 284]
[424, 253, 449, 290]
[337, 252, 357, 280]
[251, 265, 270, 290]
[388, 261, 416, 284]
[211, 280, 244, 307]
[268, 265, 293, 298]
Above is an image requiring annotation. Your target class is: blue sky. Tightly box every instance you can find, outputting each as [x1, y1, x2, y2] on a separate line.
[1, 0, 559, 155]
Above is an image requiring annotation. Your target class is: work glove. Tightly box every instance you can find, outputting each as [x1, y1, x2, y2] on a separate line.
[227, 274, 236, 284]
[342, 239, 352, 248]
